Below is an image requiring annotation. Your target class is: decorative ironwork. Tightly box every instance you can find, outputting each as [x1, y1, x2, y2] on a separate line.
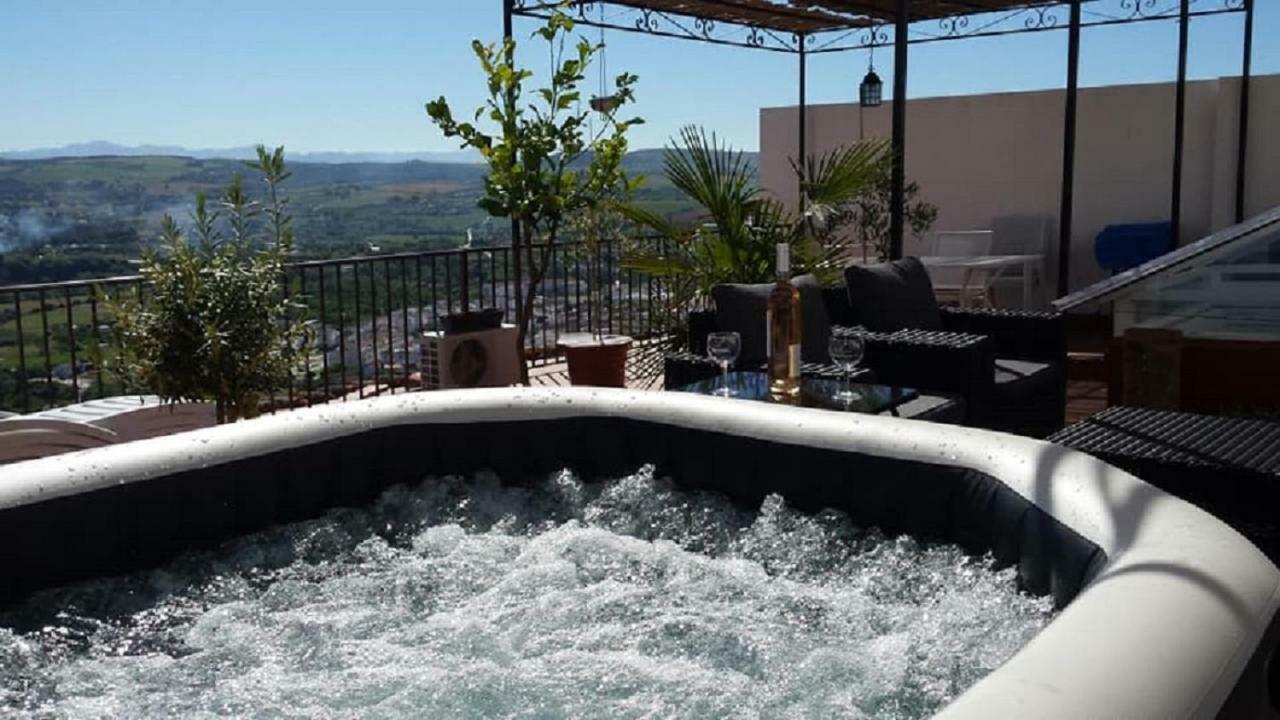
[509, 0, 1245, 55]
[1025, 7, 1062, 30]
[861, 25, 889, 48]
[939, 15, 969, 37]
[1121, 0, 1161, 18]
[635, 9, 659, 32]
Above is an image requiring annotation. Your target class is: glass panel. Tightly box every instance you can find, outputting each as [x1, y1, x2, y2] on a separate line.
[1112, 221, 1280, 341]
[1055, 207, 1280, 342]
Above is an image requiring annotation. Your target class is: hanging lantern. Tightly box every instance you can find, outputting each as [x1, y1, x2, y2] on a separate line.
[860, 45, 883, 108]
[859, 69, 883, 107]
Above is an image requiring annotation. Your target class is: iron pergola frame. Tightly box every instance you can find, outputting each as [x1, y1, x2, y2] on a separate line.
[505, 0, 1254, 298]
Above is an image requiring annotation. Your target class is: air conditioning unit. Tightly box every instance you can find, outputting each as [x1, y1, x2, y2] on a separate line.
[420, 325, 521, 390]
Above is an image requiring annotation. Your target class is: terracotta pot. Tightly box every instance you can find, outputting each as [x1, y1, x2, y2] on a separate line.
[558, 333, 632, 388]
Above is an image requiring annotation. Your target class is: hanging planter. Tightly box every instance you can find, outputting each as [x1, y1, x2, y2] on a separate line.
[589, 95, 620, 114]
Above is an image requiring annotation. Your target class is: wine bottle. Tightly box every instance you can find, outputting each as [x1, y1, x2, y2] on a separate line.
[767, 243, 801, 398]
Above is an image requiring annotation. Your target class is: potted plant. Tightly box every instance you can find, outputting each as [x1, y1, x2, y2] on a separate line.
[589, 95, 620, 114]
[843, 161, 938, 262]
[426, 10, 642, 385]
[106, 146, 309, 423]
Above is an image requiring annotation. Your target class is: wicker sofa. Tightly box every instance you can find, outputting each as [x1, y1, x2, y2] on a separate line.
[663, 258, 1067, 438]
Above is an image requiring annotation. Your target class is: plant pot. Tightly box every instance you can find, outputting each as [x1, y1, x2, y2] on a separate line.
[589, 95, 620, 114]
[558, 333, 632, 388]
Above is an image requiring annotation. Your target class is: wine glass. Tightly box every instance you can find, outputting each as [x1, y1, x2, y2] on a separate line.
[706, 331, 741, 397]
[828, 332, 865, 403]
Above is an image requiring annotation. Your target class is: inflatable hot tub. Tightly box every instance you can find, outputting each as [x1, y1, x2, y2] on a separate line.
[1, 388, 1276, 718]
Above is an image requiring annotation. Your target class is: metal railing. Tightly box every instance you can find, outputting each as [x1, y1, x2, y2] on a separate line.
[0, 239, 670, 414]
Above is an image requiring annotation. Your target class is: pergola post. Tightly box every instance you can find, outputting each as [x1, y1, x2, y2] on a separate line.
[1057, 0, 1082, 298]
[889, 0, 909, 260]
[1170, 0, 1190, 246]
[798, 38, 808, 213]
[1235, 0, 1254, 223]
[503, 0, 523, 331]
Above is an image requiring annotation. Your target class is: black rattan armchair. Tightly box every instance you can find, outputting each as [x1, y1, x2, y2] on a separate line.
[832, 306, 1066, 437]
[830, 258, 1066, 437]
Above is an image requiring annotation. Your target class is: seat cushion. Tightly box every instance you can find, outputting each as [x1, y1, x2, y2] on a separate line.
[843, 257, 943, 332]
[991, 358, 1059, 401]
[711, 274, 832, 365]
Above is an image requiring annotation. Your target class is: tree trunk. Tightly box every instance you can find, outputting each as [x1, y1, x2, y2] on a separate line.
[512, 226, 556, 385]
[515, 284, 538, 385]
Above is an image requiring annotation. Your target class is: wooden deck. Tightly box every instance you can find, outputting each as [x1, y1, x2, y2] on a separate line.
[1066, 380, 1109, 425]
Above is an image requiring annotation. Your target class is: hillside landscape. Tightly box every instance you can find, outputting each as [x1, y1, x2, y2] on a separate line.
[0, 149, 721, 286]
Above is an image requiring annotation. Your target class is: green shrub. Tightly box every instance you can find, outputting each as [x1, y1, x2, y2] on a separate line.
[107, 146, 307, 423]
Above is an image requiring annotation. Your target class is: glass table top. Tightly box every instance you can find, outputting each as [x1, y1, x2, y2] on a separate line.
[675, 372, 919, 415]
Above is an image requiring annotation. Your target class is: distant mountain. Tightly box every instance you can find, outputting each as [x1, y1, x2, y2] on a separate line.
[0, 143, 759, 172]
[0, 142, 483, 165]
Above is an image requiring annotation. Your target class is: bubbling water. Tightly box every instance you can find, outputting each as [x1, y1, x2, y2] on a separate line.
[1, 466, 1054, 719]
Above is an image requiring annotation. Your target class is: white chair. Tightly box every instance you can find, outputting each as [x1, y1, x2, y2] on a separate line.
[0, 395, 215, 465]
[989, 216, 1050, 309]
[0, 420, 119, 465]
[929, 230, 995, 308]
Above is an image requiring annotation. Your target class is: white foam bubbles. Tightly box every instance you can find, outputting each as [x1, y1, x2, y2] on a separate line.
[1, 466, 1054, 719]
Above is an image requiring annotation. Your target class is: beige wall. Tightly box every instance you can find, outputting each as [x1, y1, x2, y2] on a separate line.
[760, 75, 1280, 301]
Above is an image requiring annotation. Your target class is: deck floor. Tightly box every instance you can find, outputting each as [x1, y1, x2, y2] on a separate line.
[1066, 380, 1109, 425]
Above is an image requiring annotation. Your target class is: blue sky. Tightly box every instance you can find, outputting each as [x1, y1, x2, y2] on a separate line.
[0, 0, 1274, 153]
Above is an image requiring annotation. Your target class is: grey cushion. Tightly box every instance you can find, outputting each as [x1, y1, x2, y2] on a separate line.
[843, 257, 943, 332]
[711, 274, 832, 365]
[992, 358, 1059, 400]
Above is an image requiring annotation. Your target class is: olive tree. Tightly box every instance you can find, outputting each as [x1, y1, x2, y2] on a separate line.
[107, 146, 307, 423]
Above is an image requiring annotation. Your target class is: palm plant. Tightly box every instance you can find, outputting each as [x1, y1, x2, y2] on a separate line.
[619, 126, 889, 359]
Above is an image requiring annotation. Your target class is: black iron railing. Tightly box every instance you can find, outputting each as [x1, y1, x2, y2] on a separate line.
[0, 239, 670, 414]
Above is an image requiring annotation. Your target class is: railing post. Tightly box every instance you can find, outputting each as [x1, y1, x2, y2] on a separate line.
[13, 292, 29, 413]
[369, 262, 380, 393]
[460, 250, 471, 312]
[89, 289, 104, 399]
[64, 287, 78, 402]
[39, 289, 52, 401]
